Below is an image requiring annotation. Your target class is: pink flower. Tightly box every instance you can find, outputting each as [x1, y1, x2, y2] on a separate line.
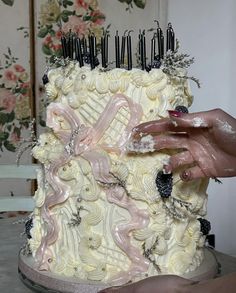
[91, 10, 105, 25]
[0, 88, 16, 113]
[10, 131, 21, 144]
[4, 69, 17, 82]
[55, 30, 62, 39]
[53, 44, 62, 51]
[63, 15, 88, 37]
[13, 64, 25, 73]
[75, 0, 89, 10]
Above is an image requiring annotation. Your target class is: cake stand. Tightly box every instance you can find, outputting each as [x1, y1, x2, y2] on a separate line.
[18, 248, 220, 293]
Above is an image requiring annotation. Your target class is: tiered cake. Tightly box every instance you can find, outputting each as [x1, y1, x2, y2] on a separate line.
[19, 26, 217, 292]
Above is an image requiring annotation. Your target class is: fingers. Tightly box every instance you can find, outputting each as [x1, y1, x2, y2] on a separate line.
[161, 150, 208, 181]
[164, 151, 194, 173]
[132, 110, 214, 138]
[132, 118, 174, 137]
[168, 110, 213, 129]
[180, 165, 206, 181]
[153, 134, 189, 151]
[127, 134, 189, 153]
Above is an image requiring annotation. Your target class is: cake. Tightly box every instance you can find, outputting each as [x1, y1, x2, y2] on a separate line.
[25, 60, 211, 286]
[18, 25, 216, 290]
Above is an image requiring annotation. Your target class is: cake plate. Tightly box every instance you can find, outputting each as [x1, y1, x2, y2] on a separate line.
[18, 248, 220, 293]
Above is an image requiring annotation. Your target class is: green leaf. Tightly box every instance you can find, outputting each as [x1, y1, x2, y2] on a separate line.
[0, 112, 8, 124]
[1, 0, 14, 7]
[6, 111, 15, 123]
[6, 124, 11, 131]
[39, 116, 46, 127]
[37, 27, 48, 38]
[13, 126, 20, 137]
[61, 13, 69, 22]
[4, 140, 16, 152]
[83, 15, 91, 21]
[4, 54, 10, 59]
[66, 0, 73, 5]
[0, 131, 9, 140]
[133, 0, 146, 9]
[42, 44, 53, 56]
[62, 10, 73, 16]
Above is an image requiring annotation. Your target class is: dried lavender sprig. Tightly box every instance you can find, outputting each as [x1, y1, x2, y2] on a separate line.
[142, 237, 161, 272]
[68, 206, 84, 227]
[162, 39, 200, 88]
[16, 118, 38, 165]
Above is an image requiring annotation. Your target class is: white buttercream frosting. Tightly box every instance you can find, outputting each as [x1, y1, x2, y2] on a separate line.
[29, 64, 208, 284]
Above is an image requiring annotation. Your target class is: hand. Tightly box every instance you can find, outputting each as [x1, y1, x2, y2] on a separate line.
[130, 109, 236, 181]
[98, 275, 195, 293]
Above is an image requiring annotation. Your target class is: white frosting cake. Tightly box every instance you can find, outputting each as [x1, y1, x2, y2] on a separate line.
[28, 63, 209, 285]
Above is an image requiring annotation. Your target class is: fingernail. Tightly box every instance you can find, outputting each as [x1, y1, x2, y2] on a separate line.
[180, 170, 191, 181]
[132, 127, 139, 133]
[163, 165, 171, 174]
[168, 110, 183, 118]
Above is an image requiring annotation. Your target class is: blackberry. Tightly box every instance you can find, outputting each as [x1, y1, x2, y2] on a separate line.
[155, 171, 173, 198]
[42, 74, 49, 85]
[83, 52, 90, 64]
[175, 105, 189, 114]
[146, 59, 162, 72]
[83, 53, 99, 67]
[25, 218, 33, 239]
[198, 218, 211, 235]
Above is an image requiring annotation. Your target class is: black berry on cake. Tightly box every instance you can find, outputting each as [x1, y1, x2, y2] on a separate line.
[25, 218, 33, 239]
[155, 171, 173, 198]
[175, 105, 189, 113]
[198, 218, 211, 235]
[42, 73, 49, 85]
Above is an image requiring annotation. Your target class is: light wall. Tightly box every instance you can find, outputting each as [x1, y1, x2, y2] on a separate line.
[168, 0, 236, 254]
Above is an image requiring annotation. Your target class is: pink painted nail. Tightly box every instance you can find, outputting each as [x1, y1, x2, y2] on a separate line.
[181, 170, 191, 181]
[163, 165, 171, 174]
[168, 110, 183, 118]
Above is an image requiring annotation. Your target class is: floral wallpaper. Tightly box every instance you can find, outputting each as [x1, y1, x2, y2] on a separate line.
[38, 0, 106, 61]
[0, 50, 31, 152]
[0, 1, 31, 154]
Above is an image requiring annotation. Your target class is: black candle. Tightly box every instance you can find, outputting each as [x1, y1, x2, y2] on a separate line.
[170, 26, 175, 51]
[105, 32, 109, 67]
[101, 35, 106, 68]
[161, 31, 164, 59]
[89, 35, 95, 69]
[121, 30, 127, 66]
[75, 37, 84, 67]
[93, 35, 97, 57]
[166, 23, 172, 52]
[61, 34, 67, 59]
[69, 33, 74, 59]
[127, 31, 132, 70]
[156, 22, 163, 59]
[82, 37, 87, 55]
[151, 34, 156, 66]
[115, 30, 120, 68]
[138, 30, 142, 67]
[142, 30, 146, 70]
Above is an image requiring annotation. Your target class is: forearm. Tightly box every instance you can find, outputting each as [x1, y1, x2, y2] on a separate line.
[184, 273, 236, 293]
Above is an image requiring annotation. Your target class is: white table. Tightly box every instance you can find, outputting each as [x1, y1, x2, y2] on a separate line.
[1, 217, 236, 293]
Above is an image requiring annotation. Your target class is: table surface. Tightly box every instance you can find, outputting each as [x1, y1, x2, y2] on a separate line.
[1, 217, 236, 293]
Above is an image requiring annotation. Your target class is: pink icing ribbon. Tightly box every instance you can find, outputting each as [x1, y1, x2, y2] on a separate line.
[36, 93, 150, 282]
